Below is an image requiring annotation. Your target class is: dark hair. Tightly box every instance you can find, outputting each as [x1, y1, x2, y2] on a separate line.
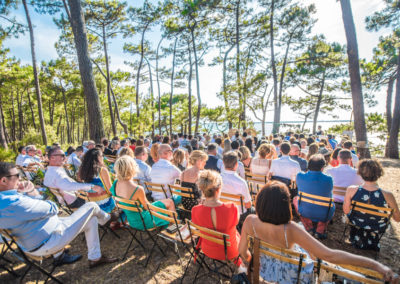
[307, 137, 315, 146]
[120, 139, 127, 147]
[102, 138, 109, 147]
[280, 142, 291, 155]
[78, 148, 103, 182]
[308, 154, 326, 171]
[339, 149, 352, 162]
[223, 151, 238, 169]
[18, 146, 25, 153]
[136, 139, 144, 147]
[343, 141, 353, 149]
[256, 181, 292, 225]
[66, 146, 76, 156]
[357, 159, 383, 182]
[245, 138, 253, 153]
[76, 146, 84, 152]
[48, 147, 60, 158]
[0, 162, 15, 179]
[272, 138, 280, 146]
[134, 146, 147, 157]
[331, 147, 342, 161]
[162, 136, 170, 144]
[112, 136, 120, 141]
[215, 137, 222, 145]
[231, 140, 240, 150]
[207, 143, 217, 152]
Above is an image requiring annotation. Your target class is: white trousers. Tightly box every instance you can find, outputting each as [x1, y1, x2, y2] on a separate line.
[29, 202, 110, 261]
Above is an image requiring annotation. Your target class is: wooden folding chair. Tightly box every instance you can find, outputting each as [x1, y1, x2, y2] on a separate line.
[219, 192, 245, 213]
[113, 196, 165, 266]
[144, 182, 170, 200]
[147, 203, 190, 266]
[314, 259, 386, 284]
[245, 172, 268, 184]
[0, 229, 65, 284]
[48, 187, 75, 215]
[0, 235, 19, 278]
[333, 186, 347, 202]
[63, 164, 77, 180]
[247, 235, 308, 284]
[247, 181, 262, 205]
[341, 201, 393, 252]
[181, 220, 235, 282]
[168, 184, 197, 219]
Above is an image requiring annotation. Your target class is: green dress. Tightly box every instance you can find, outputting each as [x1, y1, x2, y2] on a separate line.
[109, 180, 169, 230]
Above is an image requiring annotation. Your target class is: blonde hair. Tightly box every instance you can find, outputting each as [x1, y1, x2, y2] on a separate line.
[258, 144, 271, 159]
[173, 149, 185, 167]
[223, 139, 232, 153]
[197, 170, 222, 198]
[150, 143, 160, 161]
[118, 147, 134, 158]
[114, 156, 138, 181]
[189, 150, 208, 166]
[239, 146, 251, 161]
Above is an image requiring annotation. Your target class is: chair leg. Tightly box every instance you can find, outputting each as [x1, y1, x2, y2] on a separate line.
[180, 251, 193, 283]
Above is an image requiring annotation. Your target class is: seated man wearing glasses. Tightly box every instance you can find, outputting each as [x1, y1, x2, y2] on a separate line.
[44, 147, 104, 209]
[0, 162, 118, 268]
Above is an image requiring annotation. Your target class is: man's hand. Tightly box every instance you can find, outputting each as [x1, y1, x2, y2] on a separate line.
[92, 185, 104, 193]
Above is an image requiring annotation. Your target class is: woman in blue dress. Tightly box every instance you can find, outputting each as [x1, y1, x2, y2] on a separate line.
[344, 159, 400, 251]
[77, 148, 116, 213]
[238, 181, 396, 283]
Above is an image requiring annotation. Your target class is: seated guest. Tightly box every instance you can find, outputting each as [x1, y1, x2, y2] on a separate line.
[269, 142, 301, 183]
[325, 149, 363, 203]
[102, 138, 112, 155]
[22, 145, 42, 168]
[192, 170, 241, 265]
[250, 144, 271, 176]
[220, 151, 252, 216]
[239, 181, 397, 283]
[220, 151, 246, 179]
[204, 143, 223, 172]
[149, 144, 181, 200]
[343, 140, 359, 168]
[134, 146, 151, 187]
[172, 148, 186, 171]
[239, 146, 252, 171]
[85, 140, 96, 153]
[147, 143, 160, 167]
[344, 159, 400, 251]
[129, 138, 136, 152]
[289, 144, 308, 172]
[0, 162, 118, 268]
[180, 150, 208, 211]
[67, 146, 84, 170]
[215, 137, 224, 158]
[15, 146, 26, 166]
[223, 138, 232, 154]
[329, 147, 342, 168]
[77, 149, 116, 213]
[306, 142, 319, 160]
[44, 148, 104, 209]
[293, 154, 335, 239]
[110, 156, 174, 230]
[117, 139, 130, 156]
[245, 138, 254, 156]
[190, 138, 198, 150]
[118, 147, 134, 158]
[109, 140, 120, 156]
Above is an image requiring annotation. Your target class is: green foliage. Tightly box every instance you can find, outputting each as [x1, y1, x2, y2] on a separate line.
[0, 148, 16, 162]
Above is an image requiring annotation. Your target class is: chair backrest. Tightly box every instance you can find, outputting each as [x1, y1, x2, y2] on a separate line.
[245, 172, 268, 184]
[248, 235, 308, 284]
[219, 192, 245, 212]
[332, 186, 347, 197]
[48, 187, 68, 205]
[315, 259, 385, 284]
[105, 155, 117, 162]
[187, 220, 231, 260]
[298, 191, 334, 221]
[75, 190, 110, 203]
[168, 184, 195, 199]
[144, 182, 170, 199]
[350, 201, 393, 220]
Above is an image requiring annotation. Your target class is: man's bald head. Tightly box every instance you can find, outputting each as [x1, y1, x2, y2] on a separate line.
[158, 144, 173, 161]
[290, 144, 300, 156]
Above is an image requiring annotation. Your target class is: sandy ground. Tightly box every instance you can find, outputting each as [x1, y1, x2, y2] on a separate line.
[1, 158, 399, 283]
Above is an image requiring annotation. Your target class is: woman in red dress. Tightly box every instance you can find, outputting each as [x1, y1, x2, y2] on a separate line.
[191, 170, 241, 264]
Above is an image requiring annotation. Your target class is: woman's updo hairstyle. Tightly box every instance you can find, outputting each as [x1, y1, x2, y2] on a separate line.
[258, 144, 271, 159]
[197, 170, 222, 198]
[189, 150, 208, 166]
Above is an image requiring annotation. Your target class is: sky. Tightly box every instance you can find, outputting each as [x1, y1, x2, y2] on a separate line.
[2, 0, 393, 126]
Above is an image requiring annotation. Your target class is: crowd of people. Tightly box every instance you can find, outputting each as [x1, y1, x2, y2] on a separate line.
[1, 129, 399, 282]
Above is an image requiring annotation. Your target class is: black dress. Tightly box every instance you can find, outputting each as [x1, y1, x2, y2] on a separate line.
[180, 181, 201, 211]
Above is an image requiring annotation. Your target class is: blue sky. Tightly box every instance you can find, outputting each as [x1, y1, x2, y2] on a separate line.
[2, 0, 392, 124]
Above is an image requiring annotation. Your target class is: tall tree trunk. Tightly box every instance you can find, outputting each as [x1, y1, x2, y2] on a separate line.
[145, 57, 155, 137]
[223, 45, 235, 129]
[22, 0, 48, 145]
[191, 28, 201, 135]
[170, 38, 177, 135]
[16, 90, 24, 141]
[68, 0, 105, 143]
[0, 95, 7, 148]
[135, 26, 148, 123]
[270, 0, 279, 134]
[188, 42, 193, 136]
[340, 0, 370, 158]
[60, 87, 72, 143]
[387, 49, 400, 159]
[156, 37, 163, 135]
[102, 24, 116, 136]
[313, 71, 326, 134]
[385, 77, 394, 157]
[235, 0, 243, 129]
[26, 90, 37, 130]
[10, 93, 16, 141]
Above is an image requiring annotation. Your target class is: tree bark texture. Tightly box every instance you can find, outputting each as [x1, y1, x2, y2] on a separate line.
[385, 77, 394, 157]
[188, 43, 193, 136]
[191, 28, 201, 135]
[340, 0, 370, 158]
[387, 49, 400, 159]
[170, 38, 177, 135]
[156, 37, 163, 135]
[270, 0, 279, 134]
[68, 0, 105, 143]
[22, 0, 48, 145]
[313, 71, 326, 134]
[0, 94, 7, 148]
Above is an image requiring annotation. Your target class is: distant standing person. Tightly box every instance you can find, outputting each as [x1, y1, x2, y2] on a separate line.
[316, 125, 324, 136]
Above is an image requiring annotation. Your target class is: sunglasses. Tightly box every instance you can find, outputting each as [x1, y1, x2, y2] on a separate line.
[53, 154, 66, 158]
[6, 174, 19, 179]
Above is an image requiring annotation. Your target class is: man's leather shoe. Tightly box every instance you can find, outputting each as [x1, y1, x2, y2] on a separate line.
[54, 252, 82, 266]
[89, 255, 118, 269]
[103, 211, 120, 227]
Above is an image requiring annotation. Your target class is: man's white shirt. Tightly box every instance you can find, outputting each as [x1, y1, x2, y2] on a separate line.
[149, 159, 181, 200]
[221, 170, 251, 214]
[269, 156, 301, 181]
